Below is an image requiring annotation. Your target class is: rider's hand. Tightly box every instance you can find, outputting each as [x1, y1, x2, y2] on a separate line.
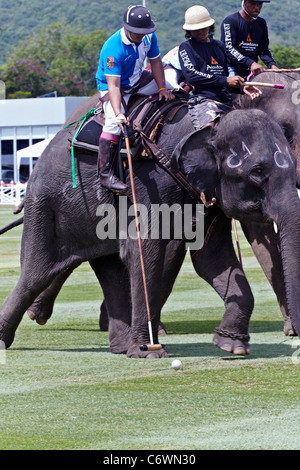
[226, 75, 245, 88]
[115, 113, 130, 132]
[243, 85, 262, 100]
[158, 88, 175, 101]
[250, 62, 264, 75]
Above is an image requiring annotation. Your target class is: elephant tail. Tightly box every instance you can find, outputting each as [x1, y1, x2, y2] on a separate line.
[0, 216, 24, 235]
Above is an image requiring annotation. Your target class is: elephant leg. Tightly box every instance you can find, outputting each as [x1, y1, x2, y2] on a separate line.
[99, 300, 109, 331]
[191, 213, 254, 355]
[27, 266, 78, 325]
[98, 240, 186, 336]
[123, 239, 168, 359]
[158, 240, 187, 335]
[89, 254, 132, 354]
[0, 205, 84, 348]
[0, 262, 72, 348]
[241, 221, 295, 336]
[99, 298, 168, 334]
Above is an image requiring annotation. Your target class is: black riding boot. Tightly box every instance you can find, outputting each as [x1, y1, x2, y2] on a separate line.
[98, 138, 128, 194]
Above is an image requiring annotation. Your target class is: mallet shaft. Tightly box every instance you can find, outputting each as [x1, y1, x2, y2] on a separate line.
[244, 81, 284, 89]
[124, 125, 157, 347]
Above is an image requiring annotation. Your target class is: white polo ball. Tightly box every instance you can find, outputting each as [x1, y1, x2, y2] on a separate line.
[171, 359, 182, 370]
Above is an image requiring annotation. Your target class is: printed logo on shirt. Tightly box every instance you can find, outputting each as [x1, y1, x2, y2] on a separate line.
[246, 34, 252, 42]
[239, 40, 259, 53]
[106, 56, 114, 68]
[207, 55, 223, 74]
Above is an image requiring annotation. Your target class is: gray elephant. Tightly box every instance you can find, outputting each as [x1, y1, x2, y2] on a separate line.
[233, 71, 300, 335]
[0, 107, 299, 359]
[20, 72, 300, 343]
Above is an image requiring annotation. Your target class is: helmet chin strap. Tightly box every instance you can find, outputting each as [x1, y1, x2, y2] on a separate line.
[125, 29, 141, 44]
[241, 0, 258, 20]
[126, 30, 135, 42]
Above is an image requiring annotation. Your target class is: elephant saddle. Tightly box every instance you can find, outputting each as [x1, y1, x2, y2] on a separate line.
[70, 89, 189, 159]
[68, 90, 201, 201]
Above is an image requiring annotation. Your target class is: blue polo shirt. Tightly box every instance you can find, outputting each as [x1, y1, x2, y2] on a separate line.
[96, 27, 160, 91]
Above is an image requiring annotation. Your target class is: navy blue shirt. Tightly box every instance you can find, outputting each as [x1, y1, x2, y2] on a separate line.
[221, 12, 276, 77]
[178, 38, 233, 106]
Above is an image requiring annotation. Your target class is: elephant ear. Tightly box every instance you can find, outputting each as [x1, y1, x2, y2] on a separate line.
[170, 126, 218, 203]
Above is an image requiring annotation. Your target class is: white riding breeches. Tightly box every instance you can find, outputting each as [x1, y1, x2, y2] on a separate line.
[100, 78, 173, 136]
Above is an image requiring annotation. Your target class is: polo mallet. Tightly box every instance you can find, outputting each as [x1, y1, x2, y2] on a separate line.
[123, 124, 165, 353]
[244, 81, 284, 89]
[245, 71, 284, 89]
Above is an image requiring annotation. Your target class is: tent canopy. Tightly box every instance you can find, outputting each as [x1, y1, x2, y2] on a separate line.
[17, 137, 53, 168]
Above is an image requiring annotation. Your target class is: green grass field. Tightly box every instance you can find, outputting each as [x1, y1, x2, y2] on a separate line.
[0, 205, 299, 450]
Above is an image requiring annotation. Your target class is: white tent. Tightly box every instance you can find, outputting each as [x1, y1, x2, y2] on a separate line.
[17, 137, 53, 171]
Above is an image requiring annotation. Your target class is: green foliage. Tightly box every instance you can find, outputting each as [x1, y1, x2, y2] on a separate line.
[0, 1, 299, 97]
[0, 0, 299, 63]
[272, 46, 300, 69]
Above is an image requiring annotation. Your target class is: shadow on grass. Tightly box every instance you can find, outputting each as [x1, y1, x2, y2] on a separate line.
[166, 340, 293, 360]
[12, 346, 111, 353]
[13, 341, 293, 360]
[34, 320, 284, 335]
[162, 320, 285, 335]
[14, 319, 291, 359]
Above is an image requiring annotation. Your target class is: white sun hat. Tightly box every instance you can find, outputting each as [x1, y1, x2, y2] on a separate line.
[182, 5, 215, 31]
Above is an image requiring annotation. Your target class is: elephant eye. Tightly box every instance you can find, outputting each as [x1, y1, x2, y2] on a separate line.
[249, 165, 266, 183]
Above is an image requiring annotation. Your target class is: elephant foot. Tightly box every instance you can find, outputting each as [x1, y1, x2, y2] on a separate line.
[213, 328, 250, 356]
[283, 318, 296, 336]
[110, 344, 128, 355]
[158, 321, 167, 336]
[127, 343, 169, 359]
[27, 308, 49, 325]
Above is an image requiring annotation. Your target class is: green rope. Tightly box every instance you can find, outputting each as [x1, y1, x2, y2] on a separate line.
[64, 108, 97, 188]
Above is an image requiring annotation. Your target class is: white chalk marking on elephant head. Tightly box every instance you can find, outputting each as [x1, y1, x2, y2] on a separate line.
[226, 141, 252, 169]
[291, 80, 300, 106]
[274, 143, 290, 168]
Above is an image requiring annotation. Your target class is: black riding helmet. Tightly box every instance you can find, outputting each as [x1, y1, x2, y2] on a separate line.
[123, 5, 157, 34]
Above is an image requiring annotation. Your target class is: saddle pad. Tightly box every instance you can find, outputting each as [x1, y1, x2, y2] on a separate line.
[72, 116, 102, 153]
[71, 89, 189, 154]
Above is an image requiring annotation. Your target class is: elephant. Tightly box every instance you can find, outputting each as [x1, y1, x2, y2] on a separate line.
[28, 73, 300, 339]
[233, 70, 300, 335]
[0, 105, 300, 360]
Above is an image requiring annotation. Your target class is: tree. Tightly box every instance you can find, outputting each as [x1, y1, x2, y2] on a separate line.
[1, 22, 109, 97]
[3, 59, 54, 99]
[272, 46, 300, 69]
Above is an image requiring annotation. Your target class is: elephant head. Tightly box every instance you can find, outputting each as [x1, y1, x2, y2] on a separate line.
[171, 108, 300, 337]
[235, 71, 300, 183]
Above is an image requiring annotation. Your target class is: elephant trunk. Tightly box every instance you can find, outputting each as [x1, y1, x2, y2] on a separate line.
[276, 193, 300, 337]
